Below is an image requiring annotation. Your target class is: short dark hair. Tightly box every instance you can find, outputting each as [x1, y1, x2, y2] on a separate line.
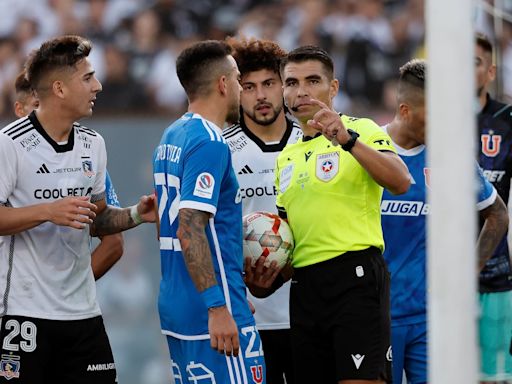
[15, 70, 32, 96]
[25, 35, 92, 94]
[176, 40, 233, 101]
[280, 45, 334, 79]
[226, 36, 286, 77]
[476, 33, 493, 57]
[397, 59, 425, 105]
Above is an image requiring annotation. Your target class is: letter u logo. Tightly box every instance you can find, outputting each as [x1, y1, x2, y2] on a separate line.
[481, 134, 502, 157]
[250, 365, 263, 383]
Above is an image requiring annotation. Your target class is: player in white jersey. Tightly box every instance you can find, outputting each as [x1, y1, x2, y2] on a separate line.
[0, 35, 155, 384]
[223, 37, 301, 384]
[12, 70, 124, 280]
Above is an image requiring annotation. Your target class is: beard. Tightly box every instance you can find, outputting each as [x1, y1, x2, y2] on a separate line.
[245, 104, 283, 126]
[226, 102, 240, 125]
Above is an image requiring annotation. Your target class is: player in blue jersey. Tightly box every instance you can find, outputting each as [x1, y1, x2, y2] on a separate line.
[153, 40, 266, 383]
[12, 70, 123, 280]
[475, 33, 512, 384]
[382, 58, 508, 384]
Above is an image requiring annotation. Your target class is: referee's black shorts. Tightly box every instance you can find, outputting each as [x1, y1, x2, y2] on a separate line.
[290, 246, 392, 383]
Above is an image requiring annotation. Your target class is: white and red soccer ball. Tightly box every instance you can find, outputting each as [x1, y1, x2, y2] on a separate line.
[242, 211, 294, 268]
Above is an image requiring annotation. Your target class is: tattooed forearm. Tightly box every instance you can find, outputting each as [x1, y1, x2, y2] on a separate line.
[177, 208, 217, 292]
[477, 195, 509, 271]
[91, 206, 136, 236]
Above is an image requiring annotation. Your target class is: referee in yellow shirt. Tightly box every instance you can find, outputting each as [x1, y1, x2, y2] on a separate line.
[276, 46, 410, 384]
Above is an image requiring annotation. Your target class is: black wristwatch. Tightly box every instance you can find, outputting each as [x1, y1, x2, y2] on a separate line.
[341, 129, 359, 152]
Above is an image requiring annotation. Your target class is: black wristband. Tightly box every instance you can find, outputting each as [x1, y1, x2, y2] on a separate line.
[341, 129, 360, 152]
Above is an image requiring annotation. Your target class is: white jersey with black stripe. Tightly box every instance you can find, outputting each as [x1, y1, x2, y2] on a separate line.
[0, 112, 107, 320]
[223, 115, 302, 330]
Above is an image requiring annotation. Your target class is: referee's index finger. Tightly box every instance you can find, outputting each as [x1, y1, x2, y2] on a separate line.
[309, 98, 329, 109]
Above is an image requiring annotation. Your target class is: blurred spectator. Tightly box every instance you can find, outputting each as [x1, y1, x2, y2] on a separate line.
[94, 44, 151, 114]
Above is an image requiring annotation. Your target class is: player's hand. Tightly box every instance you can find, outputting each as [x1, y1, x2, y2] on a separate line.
[136, 193, 157, 223]
[47, 196, 97, 229]
[306, 98, 350, 145]
[244, 256, 280, 290]
[208, 306, 240, 357]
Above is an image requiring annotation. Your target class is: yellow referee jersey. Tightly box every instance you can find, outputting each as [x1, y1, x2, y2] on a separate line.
[275, 115, 396, 268]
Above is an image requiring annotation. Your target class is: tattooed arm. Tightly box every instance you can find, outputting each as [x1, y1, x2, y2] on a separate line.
[477, 194, 509, 272]
[177, 208, 239, 357]
[91, 195, 156, 236]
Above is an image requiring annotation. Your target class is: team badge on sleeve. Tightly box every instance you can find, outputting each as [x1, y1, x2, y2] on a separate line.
[316, 152, 339, 182]
[193, 172, 215, 199]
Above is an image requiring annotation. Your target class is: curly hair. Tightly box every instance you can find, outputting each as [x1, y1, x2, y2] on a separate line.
[226, 36, 286, 77]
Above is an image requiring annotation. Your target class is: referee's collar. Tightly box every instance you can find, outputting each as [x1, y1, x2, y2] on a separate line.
[302, 132, 322, 142]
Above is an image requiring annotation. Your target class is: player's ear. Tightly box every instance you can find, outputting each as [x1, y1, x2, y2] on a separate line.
[488, 64, 496, 82]
[218, 75, 228, 96]
[399, 103, 410, 119]
[14, 101, 25, 118]
[52, 80, 65, 99]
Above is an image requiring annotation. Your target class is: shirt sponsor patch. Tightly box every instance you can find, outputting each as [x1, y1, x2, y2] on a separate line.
[279, 164, 294, 193]
[193, 172, 215, 199]
[316, 152, 339, 182]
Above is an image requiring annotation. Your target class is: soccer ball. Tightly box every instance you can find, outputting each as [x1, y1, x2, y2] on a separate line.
[242, 211, 294, 269]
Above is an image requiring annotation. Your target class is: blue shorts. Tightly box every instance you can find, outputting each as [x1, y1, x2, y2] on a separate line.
[390, 322, 427, 384]
[479, 290, 512, 381]
[166, 324, 266, 384]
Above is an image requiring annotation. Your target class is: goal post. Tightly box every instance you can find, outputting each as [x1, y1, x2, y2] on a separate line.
[426, 0, 478, 382]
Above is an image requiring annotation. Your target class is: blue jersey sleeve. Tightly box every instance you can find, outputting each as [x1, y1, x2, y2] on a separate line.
[179, 140, 230, 215]
[476, 164, 497, 211]
[105, 170, 121, 207]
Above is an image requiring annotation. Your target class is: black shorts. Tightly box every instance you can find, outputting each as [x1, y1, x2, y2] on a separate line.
[290, 247, 392, 383]
[0, 315, 116, 384]
[259, 329, 294, 384]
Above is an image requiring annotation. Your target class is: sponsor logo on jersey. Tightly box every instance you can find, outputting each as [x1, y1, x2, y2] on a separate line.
[238, 165, 254, 174]
[0, 354, 20, 379]
[351, 354, 365, 370]
[227, 136, 248, 152]
[82, 160, 94, 178]
[34, 187, 93, 200]
[193, 172, 215, 199]
[36, 163, 50, 174]
[373, 138, 391, 146]
[481, 134, 502, 157]
[316, 152, 339, 182]
[305, 150, 313, 162]
[381, 200, 429, 216]
[250, 365, 264, 383]
[241, 186, 277, 199]
[53, 167, 82, 174]
[19, 132, 41, 152]
[279, 164, 294, 193]
[86, 363, 116, 372]
[483, 169, 506, 182]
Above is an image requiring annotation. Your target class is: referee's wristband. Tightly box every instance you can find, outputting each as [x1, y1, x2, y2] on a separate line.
[130, 204, 143, 225]
[200, 285, 226, 309]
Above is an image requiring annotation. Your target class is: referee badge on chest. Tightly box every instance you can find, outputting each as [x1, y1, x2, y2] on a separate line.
[316, 152, 339, 182]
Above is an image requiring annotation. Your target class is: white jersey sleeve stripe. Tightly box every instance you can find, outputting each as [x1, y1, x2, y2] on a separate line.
[231, 354, 243, 384]
[200, 120, 216, 141]
[161, 329, 210, 340]
[237, 354, 249, 384]
[477, 186, 497, 211]
[179, 200, 217, 215]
